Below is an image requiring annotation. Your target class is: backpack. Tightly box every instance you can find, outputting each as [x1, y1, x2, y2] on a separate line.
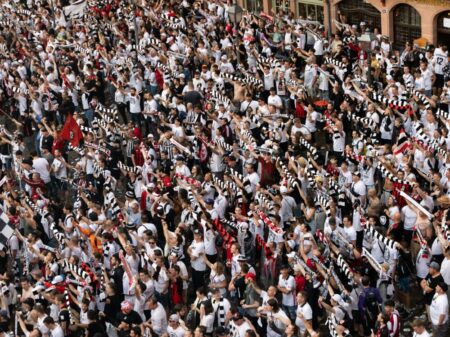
[364, 288, 380, 321]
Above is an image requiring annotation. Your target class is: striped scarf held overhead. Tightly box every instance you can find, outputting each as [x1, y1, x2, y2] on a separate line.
[298, 138, 319, 160]
[364, 224, 398, 251]
[212, 297, 227, 327]
[370, 92, 409, 110]
[279, 160, 300, 189]
[256, 209, 284, 236]
[174, 173, 202, 188]
[376, 162, 415, 188]
[412, 122, 448, 159]
[336, 253, 353, 284]
[118, 161, 142, 174]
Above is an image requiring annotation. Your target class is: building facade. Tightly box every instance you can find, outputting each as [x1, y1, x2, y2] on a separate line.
[238, 0, 450, 48]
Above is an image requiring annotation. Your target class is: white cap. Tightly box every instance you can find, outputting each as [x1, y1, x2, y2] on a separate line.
[286, 252, 297, 258]
[52, 275, 64, 284]
[280, 186, 288, 194]
[332, 294, 342, 303]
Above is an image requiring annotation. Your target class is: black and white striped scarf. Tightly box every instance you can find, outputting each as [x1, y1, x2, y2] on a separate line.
[364, 224, 397, 250]
[212, 297, 226, 327]
[118, 161, 142, 174]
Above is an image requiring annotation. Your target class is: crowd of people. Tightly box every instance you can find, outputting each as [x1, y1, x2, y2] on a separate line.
[0, 0, 449, 337]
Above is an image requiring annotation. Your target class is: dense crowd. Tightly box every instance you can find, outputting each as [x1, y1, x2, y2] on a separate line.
[0, 0, 449, 337]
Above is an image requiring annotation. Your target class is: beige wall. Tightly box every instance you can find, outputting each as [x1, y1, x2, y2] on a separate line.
[327, 0, 450, 45]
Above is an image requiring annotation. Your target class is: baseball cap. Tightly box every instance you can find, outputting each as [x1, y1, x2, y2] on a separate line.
[121, 301, 132, 311]
[125, 191, 135, 198]
[332, 294, 342, 303]
[169, 314, 179, 322]
[237, 254, 247, 262]
[52, 275, 64, 284]
[280, 186, 288, 194]
[245, 272, 256, 281]
[429, 261, 440, 270]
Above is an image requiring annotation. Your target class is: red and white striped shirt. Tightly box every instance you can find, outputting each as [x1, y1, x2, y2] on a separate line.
[388, 311, 400, 337]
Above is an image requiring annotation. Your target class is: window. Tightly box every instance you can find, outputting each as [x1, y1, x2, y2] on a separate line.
[298, 3, 323, 23]
[271, 0, 289, 13]
[337, 0, 381, 30]
[244, 0, 262, 13]
[436, 11, 450, 47]
[393, 4, 421, 49]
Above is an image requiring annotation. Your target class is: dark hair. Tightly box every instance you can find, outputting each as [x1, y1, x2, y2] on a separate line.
[196, 326, 207, 335]
[384, 300, 395, 308]
[87, 310, 97, 321]
[203, 301, 213, 315]
[245, 330, 257, 337]
[361, 276, 370, 287]
[130, 327, 141, 337]
[298, 291, 308, 301]
[43, 316, 55, 325]
[196, 287, 207, 296]
[267, 298, 279, 312]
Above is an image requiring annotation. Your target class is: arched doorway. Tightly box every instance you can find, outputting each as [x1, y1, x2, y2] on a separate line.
[436, 11, 450, 49]
[392, 4, 421, 49]
[337, 0, 381, 30]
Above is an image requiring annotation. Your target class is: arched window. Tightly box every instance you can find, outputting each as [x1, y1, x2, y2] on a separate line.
[337, 0, 381, 30]
[436, 11, 450, 48]
[393, 4, 421, 49]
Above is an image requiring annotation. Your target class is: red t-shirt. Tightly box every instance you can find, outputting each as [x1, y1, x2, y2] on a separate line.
[258, 158, 276, 186]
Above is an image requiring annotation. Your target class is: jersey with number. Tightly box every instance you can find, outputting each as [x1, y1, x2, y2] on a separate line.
[433, 48, 448, 75]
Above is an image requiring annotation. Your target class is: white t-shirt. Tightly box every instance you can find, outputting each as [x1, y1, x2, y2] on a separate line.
[441, 257, 450, 285]
[304, 64, 317, 87]
[413, 330, 431, 337]
[429, 294, 449, 325]
[305, 110, 318, 133]
[33, 157, 51, 183]
[416, 248, 432, 278]
[278, 275, 296, 306]
[190, 240, 206, 271]
[333, 131, 345, 152]
[151, 303, 168, 335]
[167, 325, 185, 337]
[49, 325, 64, 337]
[127, 93, 141, 113]
[343, 226, 357, 242]
[421, 69, 432, 91]
[295, 302, 312, 333]
[401, 205, 417, 230]
[228, 320, 252, 337]
[433, 48, 448, 75]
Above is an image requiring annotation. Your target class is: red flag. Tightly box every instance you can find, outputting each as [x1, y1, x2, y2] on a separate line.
[60, 114, 83, 146]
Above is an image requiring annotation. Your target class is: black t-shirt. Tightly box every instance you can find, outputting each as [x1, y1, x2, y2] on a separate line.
[233, 275, 246, 302]
[184, 90, 203, 106]
[116, 310, 143, 326]
[59, 309, 70, 324]
[87, 321, 107, 337]
[104, 294, 122, 325]
[110, 266, 125, 296]
[424, 273, 444, 305]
